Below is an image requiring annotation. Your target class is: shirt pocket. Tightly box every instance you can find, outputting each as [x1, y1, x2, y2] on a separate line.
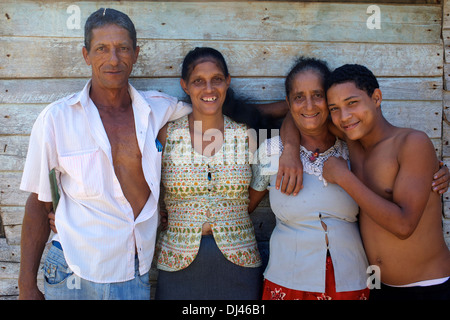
[58, 148, 104, 199]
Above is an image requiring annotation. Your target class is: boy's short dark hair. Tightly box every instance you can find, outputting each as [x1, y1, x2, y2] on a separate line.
[325, 64, 379, 97]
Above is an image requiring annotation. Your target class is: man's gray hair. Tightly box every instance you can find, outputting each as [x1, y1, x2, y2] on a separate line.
[84, 8, 137, 52]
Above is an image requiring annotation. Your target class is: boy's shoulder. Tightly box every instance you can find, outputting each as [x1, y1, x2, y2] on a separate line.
[391, 127, 436, 162]
[392, 127, 431, 146]
[353, 126, 433, 159]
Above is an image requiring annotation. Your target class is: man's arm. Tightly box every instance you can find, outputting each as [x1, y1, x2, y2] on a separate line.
[248, 187, 268, 213]
[323, 132, 437, 239]
[254, 101, 289, 119]
[18, 193, 52, 300]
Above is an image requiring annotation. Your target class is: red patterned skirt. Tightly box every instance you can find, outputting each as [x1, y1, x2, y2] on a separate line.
[262, 255, 369, 300]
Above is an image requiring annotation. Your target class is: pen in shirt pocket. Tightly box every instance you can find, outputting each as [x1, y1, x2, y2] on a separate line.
[155, 138, 163, 152]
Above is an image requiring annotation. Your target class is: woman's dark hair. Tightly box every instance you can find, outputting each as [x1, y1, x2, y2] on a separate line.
[84, 8, 137, 52]
[181, 47, 229, 82]
[285, 57, 331, 98]
[181, 47, 272, 131]
[325, 64, 379, 97]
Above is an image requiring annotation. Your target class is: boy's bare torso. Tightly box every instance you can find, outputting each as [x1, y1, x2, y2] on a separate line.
[349, 127, 450, 285]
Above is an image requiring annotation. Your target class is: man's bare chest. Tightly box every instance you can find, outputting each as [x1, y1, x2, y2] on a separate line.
[100, 112, 142, 166]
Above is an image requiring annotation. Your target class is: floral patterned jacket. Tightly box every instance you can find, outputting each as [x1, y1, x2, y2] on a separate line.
[156, 115, 262, 271]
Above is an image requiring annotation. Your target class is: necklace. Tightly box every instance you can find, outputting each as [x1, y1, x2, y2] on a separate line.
[308, 148, 320, 162]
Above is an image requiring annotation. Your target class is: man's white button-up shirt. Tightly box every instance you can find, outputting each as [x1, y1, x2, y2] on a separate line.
[20, 80, 191, 283]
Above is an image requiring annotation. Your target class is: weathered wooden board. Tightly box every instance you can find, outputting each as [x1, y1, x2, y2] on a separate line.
[442, 0, 450, 29]
[444, 220, 450, 249]
[0, 136, 30, 172]
[0, 77, 443, 105]
[0, 38, 443, 78]
[0, 172, 29, 207]
[0, 104, 46, 134]
[1, 1, 442, 44]
[0, 206, 23, 226]
[4, 225, 21, 246]
[0, 239, 20, 263]
[0, 278, 19, 296]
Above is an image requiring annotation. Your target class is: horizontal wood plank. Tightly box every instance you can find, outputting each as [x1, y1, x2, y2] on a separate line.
[0, 104, 45, 134]
[0, 172, 29, 206]
[0, 38, 443, 78]
[442, 0, 450, 29]
[0, 206, 24, 226]
[1, 1, 441, 44]
[444, 220, 450, 248]
[0, 77, 443, 105]
[4, 225, 21, 246]
[0, 239, 20, 263]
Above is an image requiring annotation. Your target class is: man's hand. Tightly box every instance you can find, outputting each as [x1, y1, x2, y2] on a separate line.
[48, 212, 57, 233]
[159, 210, 168, 231]
[18, 284, 45, 300]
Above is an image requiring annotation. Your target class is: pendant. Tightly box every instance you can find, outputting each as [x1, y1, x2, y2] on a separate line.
[309, 148, 320, 162]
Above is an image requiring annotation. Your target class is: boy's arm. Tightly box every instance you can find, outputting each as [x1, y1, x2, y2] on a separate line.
[19, 193, 52, 300]
[254, 101, 303, 195]
[323, 131, 437, 240]
[277, 112, 303, 195]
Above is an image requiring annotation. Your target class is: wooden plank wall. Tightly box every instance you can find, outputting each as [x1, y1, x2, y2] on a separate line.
[442, 0, 450, 250]
[0, 0, 447, 299]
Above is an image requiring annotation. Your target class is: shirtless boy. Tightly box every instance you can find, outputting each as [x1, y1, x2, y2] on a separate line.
[322, 64, 450, 300]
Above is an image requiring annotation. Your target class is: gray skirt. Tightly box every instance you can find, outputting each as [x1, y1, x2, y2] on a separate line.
[155, 235, 263, 300]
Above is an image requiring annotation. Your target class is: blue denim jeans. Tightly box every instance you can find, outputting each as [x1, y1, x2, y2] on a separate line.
[43, 242, 151, 300]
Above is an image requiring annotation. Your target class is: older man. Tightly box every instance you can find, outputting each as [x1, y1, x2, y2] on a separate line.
[18, 8, 192, 300]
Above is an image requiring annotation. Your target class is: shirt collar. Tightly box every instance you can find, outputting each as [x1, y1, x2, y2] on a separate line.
[128, 83, 151, 152]
[67, 79, 152, 116]
[67, 79, 92, 108]
[69, 79, 151, 155]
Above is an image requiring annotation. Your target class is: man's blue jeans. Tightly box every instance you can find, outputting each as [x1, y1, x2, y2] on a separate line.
[43, 242, 151, 300]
